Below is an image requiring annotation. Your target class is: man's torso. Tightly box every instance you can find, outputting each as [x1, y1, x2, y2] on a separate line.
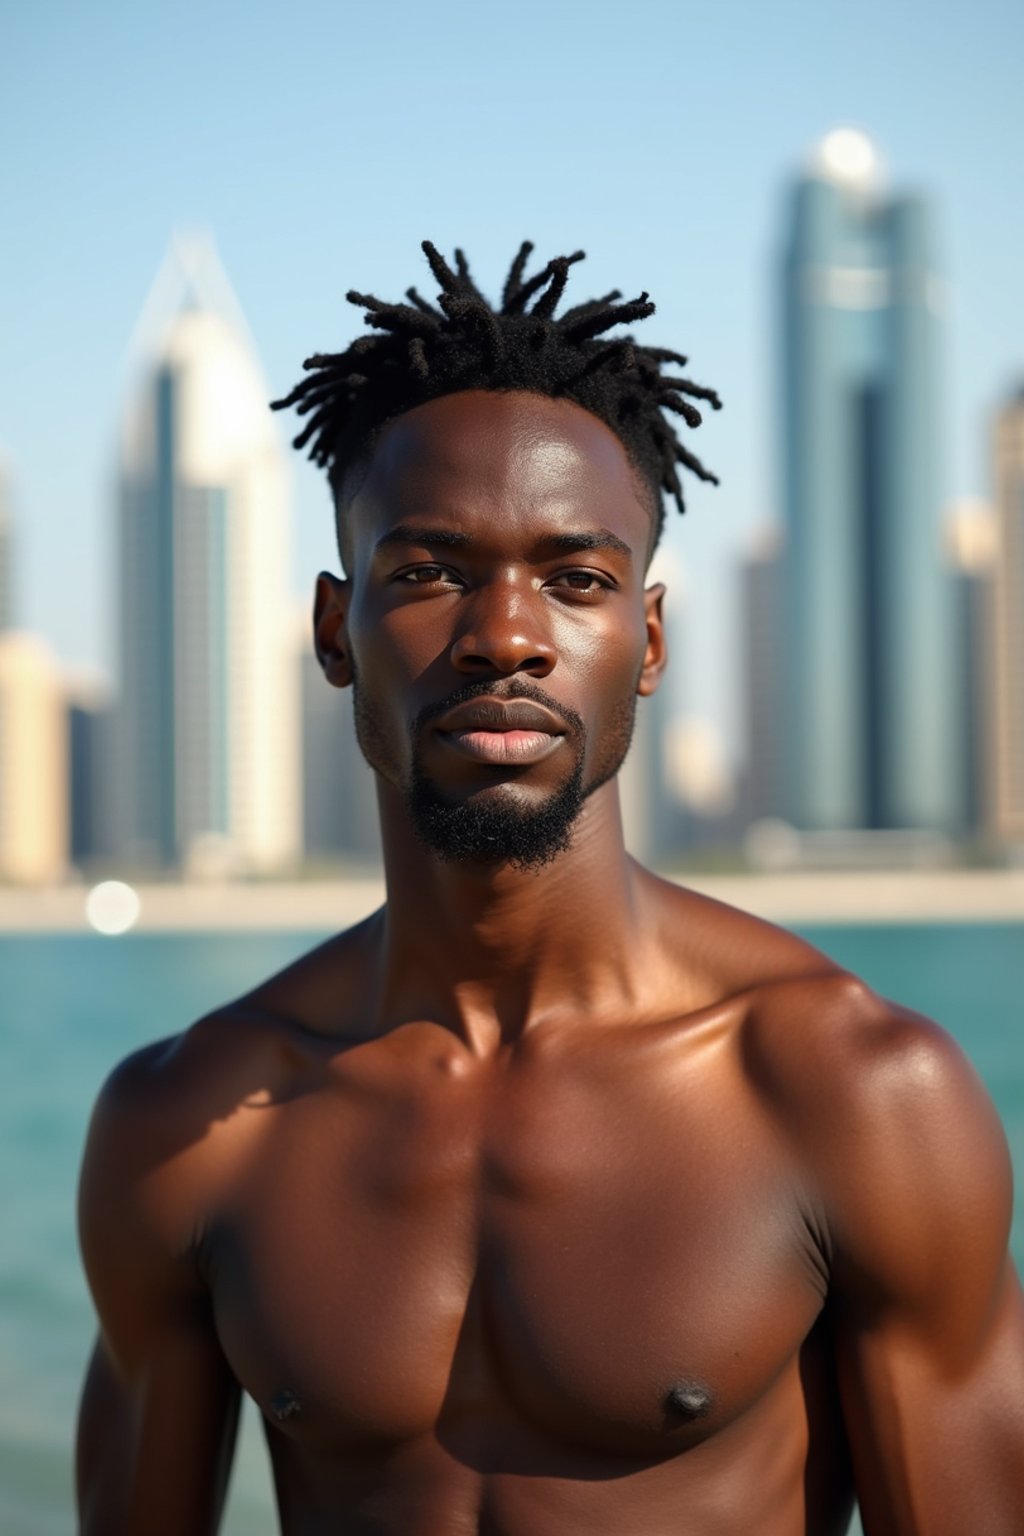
[148, 889, 858, 1534]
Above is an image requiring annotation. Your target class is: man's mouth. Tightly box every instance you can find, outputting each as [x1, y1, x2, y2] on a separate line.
[432, 696, 568, 767]
[440, 727, 563, 765]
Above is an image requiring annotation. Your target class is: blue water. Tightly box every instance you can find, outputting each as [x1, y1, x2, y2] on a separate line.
[2, 924, 1021, 1535]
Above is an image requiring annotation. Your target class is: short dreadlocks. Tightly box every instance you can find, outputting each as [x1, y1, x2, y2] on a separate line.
[272, 240, 721, 553]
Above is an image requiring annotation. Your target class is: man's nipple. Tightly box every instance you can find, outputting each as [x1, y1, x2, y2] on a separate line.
[664, 1380, 713, 1423]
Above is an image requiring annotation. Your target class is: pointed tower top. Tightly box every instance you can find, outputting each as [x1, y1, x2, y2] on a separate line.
[123, 229, 258, 370]
[119, 231, 278, 479]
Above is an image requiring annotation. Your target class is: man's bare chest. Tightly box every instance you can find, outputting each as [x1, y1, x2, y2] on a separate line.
[201, 1027, 828, 1457]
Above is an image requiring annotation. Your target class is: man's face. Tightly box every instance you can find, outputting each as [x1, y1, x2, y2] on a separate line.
[316, 390, 667, 869]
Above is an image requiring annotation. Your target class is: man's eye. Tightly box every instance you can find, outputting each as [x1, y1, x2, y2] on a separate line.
[398, 564, 453, 585]
[550, 570, 610, 593]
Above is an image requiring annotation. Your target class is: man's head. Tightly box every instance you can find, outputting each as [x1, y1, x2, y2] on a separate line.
[272, 240, 721, 569]
[273, 244, 721, 870]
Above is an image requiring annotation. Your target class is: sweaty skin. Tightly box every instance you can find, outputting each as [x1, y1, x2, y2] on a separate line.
[77, 392, 1024, 1536]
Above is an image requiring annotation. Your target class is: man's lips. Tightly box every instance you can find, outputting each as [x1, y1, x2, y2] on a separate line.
[441, 728, 564, 765]
[432, 697, 567, 766]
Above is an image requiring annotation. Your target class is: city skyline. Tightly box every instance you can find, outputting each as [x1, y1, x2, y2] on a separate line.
[2, 0, 1021, 767]
[1, 198, 1019, 881]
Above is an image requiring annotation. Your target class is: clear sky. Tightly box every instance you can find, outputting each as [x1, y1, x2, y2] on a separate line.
[2, 0, 1021, 761]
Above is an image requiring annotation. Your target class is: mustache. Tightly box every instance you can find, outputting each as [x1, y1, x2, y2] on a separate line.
[412, 679, 584, 739]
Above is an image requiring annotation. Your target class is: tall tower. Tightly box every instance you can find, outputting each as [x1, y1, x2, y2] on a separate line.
[0, 633, 67, 883]
[116, 235, 299, 873]
[740, 526, 785, 824]
[992, 390, 1024, 844]
[780, 130, 957, 831]
[945, 502, 996, 838]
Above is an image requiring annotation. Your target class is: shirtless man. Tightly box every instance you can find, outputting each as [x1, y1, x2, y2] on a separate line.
[77, 242, 1024, 1535]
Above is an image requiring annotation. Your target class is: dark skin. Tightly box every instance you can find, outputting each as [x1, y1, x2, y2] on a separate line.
[78, 390, 1024, 1535]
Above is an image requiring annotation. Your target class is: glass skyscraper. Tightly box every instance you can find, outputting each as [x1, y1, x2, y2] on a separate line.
[780, 131, 958, 832]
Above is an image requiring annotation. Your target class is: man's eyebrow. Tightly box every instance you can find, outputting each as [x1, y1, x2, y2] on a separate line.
[373, 524, 473, 553]
[536, 531, 633, 562]
[372, 524, 634, 562]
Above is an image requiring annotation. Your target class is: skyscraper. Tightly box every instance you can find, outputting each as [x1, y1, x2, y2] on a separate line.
[992, 389, 1024, 844]
[300, 642, 382, 867]
[115, 235, 299, 873]
[945, 502, 996, 838]
[68, 671, 116, 869]
[0, 633, 67, 884]
[779, 130, 957, 832]
[740, 527, 785, 824]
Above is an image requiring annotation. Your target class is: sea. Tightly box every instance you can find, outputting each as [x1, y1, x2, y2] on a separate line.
[1, 922, 1022, 1536]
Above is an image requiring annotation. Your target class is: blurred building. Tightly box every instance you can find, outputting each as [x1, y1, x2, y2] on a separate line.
[617, 547, 701, 864]
[114, 235, 299, 874]
[0, 457, 13, 631]
[992, 390, 1024, 843]
[779, 130, 957, 832]
[740, 527, 785, 822]
[619, 684, 672, 864]
[67, 670, 116, 869]
[0, 633, 68, 883]
[945, 501, 996, 837]
[300, 643, 381, 867]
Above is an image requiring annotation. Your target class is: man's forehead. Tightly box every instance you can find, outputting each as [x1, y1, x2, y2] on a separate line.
[346, 390, 652, 546]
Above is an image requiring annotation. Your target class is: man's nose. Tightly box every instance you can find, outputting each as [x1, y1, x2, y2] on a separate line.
[449, 579, 555, 677]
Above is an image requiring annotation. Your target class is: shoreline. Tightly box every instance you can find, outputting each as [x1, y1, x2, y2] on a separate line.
[2, 868, 1024, 932]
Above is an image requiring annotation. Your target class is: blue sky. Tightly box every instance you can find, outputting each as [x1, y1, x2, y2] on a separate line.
[2, 0, 1021, 758]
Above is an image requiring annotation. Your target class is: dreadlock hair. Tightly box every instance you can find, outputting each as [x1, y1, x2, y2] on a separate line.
[271, 240, 721, 555]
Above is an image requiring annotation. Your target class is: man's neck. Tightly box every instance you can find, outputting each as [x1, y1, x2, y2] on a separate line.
[373, 780, 651, 1054]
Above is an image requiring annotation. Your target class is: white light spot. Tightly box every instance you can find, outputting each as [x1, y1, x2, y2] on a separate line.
[814, 128, 881, 188]
[85, 881, 141, 935]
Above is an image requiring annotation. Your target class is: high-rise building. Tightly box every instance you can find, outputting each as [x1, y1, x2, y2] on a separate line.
[779, 130, 957, 831]
[115, 235, 299, 873]
[0, 633, 67, 883]
[67, 671, 116, 869]
[300, 641, 382, 867]
[945, 502, 996, 837]
[740, 527, 785, 824]
[992, 390, 1024, 843]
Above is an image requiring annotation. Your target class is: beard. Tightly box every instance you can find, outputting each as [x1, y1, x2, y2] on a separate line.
[352, 669, 638, 873]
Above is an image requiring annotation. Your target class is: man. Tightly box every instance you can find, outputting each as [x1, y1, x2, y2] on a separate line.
[77, 242, 1024, 1535]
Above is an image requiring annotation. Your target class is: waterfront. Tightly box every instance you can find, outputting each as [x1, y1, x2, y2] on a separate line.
[3, 867, 1024, 933]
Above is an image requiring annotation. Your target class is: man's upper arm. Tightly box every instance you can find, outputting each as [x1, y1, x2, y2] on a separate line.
[820, 995, 1024, 1535]
[77, 1039, 240, 1536]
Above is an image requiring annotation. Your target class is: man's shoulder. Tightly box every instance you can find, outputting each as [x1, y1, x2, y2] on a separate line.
[82, 911, 384, 1193]
[740, 955, 974, 1122]
[644, 869, 846, 1007]
[88, 1005, 281, 1141]
[732, 954, 1012, 1280]
[649, 875, 997, 1167]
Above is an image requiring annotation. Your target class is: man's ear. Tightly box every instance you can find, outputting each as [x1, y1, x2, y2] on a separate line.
[637, 582, 668, 697]
[313, 571, 353, 689]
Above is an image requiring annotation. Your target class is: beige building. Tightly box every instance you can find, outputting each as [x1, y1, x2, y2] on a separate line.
[992, 391, 1024, 843]
[944, 500, 997, 836]
[0, 632, 68, 883]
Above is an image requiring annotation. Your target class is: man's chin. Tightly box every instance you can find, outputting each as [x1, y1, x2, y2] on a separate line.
[406, 766, 585, 872]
